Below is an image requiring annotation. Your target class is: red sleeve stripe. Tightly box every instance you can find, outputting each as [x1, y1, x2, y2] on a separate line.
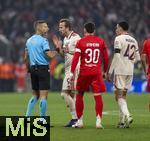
[75, 48, 81, 53]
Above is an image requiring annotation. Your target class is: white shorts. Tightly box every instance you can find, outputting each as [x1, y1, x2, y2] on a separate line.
[114, 75, 133, 90]
[62, 68, 79, 91]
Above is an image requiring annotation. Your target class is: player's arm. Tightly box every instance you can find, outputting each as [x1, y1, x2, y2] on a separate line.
[108, 49, 121, 73]
[70, 40, 81, 77]
[101, 41, 109, 79]
[131, 42, 142, 75]
[141, 41, 148, 74]
[102, 41, 109, 73]
[67, 36, 81, 55]
[23, 49, 30, 72]
[65, 49, 75, 55]
[45, 50, 58, 58]
[43, 38, 58, 58]
[141, 53, 147, 74]
[68, 48, 80, 84]
[108, 38, 122, 81]
[52, 35, 64, 56]
[133, 41, 141, 63]
[70, 48, 81, 74]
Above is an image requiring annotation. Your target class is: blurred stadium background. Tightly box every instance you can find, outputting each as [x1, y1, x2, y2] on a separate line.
[0, 0, 149, 93]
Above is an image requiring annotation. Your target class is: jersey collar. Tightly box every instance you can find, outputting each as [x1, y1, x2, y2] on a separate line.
[67, 31, 74, 39]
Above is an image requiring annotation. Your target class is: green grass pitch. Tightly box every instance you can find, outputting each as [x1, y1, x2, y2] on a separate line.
[0, 92, 150, 141]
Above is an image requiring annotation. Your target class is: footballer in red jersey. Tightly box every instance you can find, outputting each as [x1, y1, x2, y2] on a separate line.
[141, 38, 150, 92]
[70, 22, 109, 128]
[141, 38, 150, 111]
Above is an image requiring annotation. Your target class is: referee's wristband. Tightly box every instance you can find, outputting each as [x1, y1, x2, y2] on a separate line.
[56, 48, 60, 53]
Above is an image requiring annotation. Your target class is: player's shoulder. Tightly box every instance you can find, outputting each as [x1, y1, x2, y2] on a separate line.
[28, 34, 36, 40]
[143, 39, 150, 48]
[91, 36, 106, 48]
[77, 36, 87, 44]
[28, 35, 48, 44]
[144, 39, 150, 44]
[147, 39, 150, 43]
[71, 32, 81, 39]
[72, 32, 79, 36]
[39, 35, 47, 40]
[125, 34, 138, 44]
[115, 35, 123, 41]
[39, 36, 48, 44]
[32, 34, 46, 40]
[26, 35, 34, 44]
[76, 37, 82, 45]
[115, 34, 135, 43]
[26, 36, 31, 42]
[75, 36, 84, 47]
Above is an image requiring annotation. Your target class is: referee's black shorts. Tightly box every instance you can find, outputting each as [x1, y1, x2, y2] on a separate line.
[30, 65, 50, 90]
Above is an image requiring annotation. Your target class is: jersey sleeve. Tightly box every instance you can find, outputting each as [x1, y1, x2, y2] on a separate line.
[42, 38, 50, 52]
[135, 41, 141, 61]
[142, 40, 148, 55]
[71, 40, 81, 73]
[75, 40, 81, 53]
[109, 37, 122, 74]
[69, 35, 81, 53]
[101, 40, 109, 72]
[114, 37, 122, 50]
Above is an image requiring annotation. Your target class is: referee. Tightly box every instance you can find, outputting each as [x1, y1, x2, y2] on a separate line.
[24, 20, 58, 121]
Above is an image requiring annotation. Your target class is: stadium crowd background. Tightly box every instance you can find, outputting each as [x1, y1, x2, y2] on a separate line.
[0, 0, 149, 92]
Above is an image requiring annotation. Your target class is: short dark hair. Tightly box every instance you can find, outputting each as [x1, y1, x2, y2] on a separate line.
[34, 20, 47, 30]
[84, 22, 95, 33]
[118, 21, 129, 31]
[59, 18, 71, 30]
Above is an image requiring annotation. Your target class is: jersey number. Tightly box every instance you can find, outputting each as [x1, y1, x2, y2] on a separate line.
[124, 44, 136, 60]
[85, 49, 100, 63]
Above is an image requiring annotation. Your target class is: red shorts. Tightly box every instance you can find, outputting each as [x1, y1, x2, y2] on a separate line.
[76, 73, 106, 93]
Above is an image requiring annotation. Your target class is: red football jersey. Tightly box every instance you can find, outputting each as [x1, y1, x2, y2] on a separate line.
[142, 39, 150, 73]
[71, 35, 109, 75]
